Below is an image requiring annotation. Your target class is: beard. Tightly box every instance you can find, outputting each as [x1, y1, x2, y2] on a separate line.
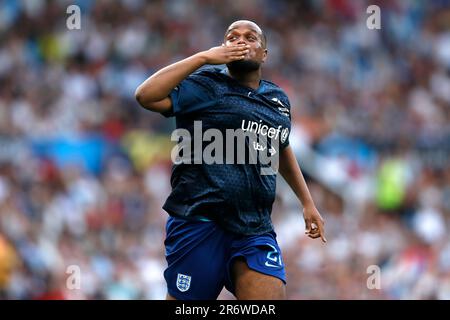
[226, 59, 261, 73]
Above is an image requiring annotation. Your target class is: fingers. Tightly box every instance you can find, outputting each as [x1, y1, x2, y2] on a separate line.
[227, 44, 250, 53]
[307, 233, 321, 239]
[228, 45, 249, 60]
[208, 44, 249, 63]
[228, 44, 250, 51]
[230, 54, 246, 60]
[305, 220, 327, 243]
[312, 218, 326, 243]
[304, 218, 312, 235]
[306, 227, 320, 238]
[317, 219, 327, 243]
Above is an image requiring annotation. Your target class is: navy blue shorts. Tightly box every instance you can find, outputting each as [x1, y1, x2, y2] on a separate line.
[164, 216, 286, 300]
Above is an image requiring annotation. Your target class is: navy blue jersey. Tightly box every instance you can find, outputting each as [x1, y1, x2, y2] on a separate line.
[162, 67, 291, 235]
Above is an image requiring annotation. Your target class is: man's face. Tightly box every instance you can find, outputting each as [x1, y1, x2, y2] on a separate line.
[224, 21, 267, 72]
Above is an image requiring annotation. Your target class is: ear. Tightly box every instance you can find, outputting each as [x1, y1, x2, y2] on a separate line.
[262, 49, 268, 63]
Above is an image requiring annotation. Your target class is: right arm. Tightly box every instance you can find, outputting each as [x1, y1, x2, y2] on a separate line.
[135, 44, 250, 113]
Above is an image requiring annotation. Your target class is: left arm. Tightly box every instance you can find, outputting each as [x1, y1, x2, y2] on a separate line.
[278, 145, 327, 243]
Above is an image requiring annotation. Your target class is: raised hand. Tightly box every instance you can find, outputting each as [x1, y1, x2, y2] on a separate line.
[199, 44, 250, 65]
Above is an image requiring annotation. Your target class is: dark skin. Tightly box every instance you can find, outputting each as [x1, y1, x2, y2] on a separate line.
[136, 20, 326, 300]
[223, 20, 267, 89]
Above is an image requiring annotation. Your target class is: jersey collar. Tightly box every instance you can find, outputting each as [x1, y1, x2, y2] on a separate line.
[220, 67, 266, 93]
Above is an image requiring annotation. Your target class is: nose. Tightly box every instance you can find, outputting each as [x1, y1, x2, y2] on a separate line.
[236, 36, 247, 45]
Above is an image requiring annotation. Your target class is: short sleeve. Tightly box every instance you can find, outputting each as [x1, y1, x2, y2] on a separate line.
[162, 72, 215, 118]
[280, 124, 291, 150]
[280, 96, 291, 150]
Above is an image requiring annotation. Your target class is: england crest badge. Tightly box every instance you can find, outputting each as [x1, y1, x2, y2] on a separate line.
[176, 273, 191, 292]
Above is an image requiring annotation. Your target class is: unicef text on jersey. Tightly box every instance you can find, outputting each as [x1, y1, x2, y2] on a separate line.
[170, 120, 289, 176]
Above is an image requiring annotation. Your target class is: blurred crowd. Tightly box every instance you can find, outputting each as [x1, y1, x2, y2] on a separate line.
[0, 0, 449, 299]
